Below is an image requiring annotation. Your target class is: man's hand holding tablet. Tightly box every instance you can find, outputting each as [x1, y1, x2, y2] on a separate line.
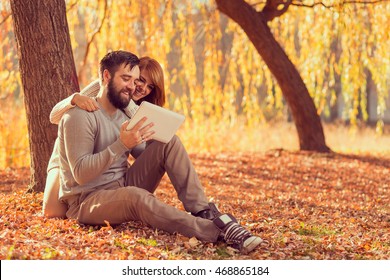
[126, 101, 185, 143]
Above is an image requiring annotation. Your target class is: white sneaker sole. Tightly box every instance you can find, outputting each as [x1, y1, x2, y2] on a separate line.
[241, 236, 262, 254]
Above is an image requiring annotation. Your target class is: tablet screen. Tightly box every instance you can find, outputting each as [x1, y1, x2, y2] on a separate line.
[126, 101, 185, 143]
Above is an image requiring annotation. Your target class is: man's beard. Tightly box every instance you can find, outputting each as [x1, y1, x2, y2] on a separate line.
[107, 79, 131, 109]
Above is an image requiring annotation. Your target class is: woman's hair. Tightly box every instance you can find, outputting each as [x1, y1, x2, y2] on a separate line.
[136, 56, 166, 107]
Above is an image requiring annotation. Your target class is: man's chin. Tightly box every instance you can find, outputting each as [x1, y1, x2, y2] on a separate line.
[109, 97, 130, 109]
[120, 91, 130, 99]
[118, 100, 130, 109]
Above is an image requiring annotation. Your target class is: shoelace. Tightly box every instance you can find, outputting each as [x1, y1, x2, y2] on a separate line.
[224, 223, 252, 244]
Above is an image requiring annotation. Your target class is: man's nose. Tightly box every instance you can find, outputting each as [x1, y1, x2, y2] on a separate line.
[127, 81, 136, 91]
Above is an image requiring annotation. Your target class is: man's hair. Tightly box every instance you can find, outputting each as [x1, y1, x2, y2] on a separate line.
[99, 50, 140, 79]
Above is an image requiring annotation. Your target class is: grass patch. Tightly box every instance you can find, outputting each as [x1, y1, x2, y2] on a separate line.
[137, 237, 158, 247]
[215, 246, 232, 258]
[297, 222, 338, 237]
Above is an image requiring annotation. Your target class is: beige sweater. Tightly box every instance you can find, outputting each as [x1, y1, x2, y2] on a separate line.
[57, 105, 129, 200]
[47, 80, 140, 173]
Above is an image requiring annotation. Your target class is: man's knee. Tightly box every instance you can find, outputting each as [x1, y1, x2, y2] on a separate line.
[170, 135, 180, 145]
[166, 135, 185, 153]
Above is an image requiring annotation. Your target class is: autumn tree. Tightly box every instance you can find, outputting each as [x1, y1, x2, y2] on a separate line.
[10, 0, 79, 192]
[2, 0, 388, 180]
[215, 0, 332, 152]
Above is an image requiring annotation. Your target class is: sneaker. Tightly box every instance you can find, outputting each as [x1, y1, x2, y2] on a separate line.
[214, 213, 262, 254]
[192, 202, 221, 220]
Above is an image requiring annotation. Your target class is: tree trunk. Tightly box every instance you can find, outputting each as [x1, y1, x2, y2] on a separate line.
[216, 0, 330, 152]
[10, 0, 79, 192]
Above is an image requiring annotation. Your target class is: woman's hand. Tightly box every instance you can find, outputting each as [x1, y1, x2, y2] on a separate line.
[71, 94, 99, 112]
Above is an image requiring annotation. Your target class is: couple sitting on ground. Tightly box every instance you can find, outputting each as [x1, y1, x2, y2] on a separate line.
[42, 50, 262, 254]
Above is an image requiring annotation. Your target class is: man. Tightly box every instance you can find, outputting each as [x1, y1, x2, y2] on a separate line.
[58, 50, 262, 254]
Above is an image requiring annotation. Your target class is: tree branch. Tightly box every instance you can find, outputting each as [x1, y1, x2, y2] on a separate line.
[256, 0, 389, 21]
[66, 0, 80, 12]
[143, 0, 171, 41]
[292, 0, 390, 9]
[252, 0, 390, 9]
[79, 0, 108, 79]
[262, 0, 293, 21]
[0, 12, 11, 26]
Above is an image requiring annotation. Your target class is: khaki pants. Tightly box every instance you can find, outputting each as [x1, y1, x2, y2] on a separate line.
[65, 136, 220, 242]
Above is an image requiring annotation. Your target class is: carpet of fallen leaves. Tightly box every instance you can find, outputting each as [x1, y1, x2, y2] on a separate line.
[0, 150, 389, 260]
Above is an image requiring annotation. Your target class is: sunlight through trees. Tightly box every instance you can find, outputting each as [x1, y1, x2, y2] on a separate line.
[0, 0, 389, 168]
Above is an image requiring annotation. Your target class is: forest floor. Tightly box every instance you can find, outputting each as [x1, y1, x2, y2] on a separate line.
[0, 150, 389, 260]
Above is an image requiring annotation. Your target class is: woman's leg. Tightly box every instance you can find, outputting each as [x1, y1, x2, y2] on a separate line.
[42, 168, 67, 218]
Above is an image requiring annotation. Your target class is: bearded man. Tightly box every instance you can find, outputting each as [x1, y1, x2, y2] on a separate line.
[58, 50, 262, 254]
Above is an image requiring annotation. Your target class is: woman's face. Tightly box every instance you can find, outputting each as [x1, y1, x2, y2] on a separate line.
[133, 69, 155, 101]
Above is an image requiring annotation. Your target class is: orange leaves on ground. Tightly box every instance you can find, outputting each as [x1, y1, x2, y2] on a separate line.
[0, 151, 389, 260]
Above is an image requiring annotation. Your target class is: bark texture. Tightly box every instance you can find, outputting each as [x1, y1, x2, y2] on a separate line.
[11, 0, 79, 191]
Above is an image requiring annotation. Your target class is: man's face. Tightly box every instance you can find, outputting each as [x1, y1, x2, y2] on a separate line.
[107, 64, 140, 109]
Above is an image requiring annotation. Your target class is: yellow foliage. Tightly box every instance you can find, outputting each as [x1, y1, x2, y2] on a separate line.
[0, 99, 30, 168]
[0, 1, 389, 167]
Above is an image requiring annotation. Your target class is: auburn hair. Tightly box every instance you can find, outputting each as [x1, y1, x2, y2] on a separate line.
[136, 56, 166, 107]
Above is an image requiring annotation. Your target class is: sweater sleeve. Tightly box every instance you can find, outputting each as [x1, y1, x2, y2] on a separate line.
[80, 79, 100, 97]
[49, 94, 76, 125]
[123, 99, 139, 118]
[60, 108, 128, 185]
[49, 79, 101, 124]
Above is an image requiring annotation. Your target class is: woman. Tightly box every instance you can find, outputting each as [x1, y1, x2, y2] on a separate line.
[43, 57, 165, 218]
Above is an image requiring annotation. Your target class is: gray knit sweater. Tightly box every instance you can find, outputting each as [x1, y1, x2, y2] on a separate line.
[57, 106, 129, 200]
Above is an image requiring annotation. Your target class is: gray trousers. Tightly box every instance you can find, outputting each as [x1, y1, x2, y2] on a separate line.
[65, 136, 221, 242]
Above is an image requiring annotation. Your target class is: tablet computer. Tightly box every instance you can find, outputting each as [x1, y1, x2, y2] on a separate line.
[126, 101, 185, 143]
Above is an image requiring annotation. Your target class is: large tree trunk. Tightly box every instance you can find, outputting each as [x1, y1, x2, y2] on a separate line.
[216, 0, 330, 152]
[10, 0, 79, 192]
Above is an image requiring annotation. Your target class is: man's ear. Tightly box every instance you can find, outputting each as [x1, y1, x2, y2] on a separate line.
[102, 69, 111, 85]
